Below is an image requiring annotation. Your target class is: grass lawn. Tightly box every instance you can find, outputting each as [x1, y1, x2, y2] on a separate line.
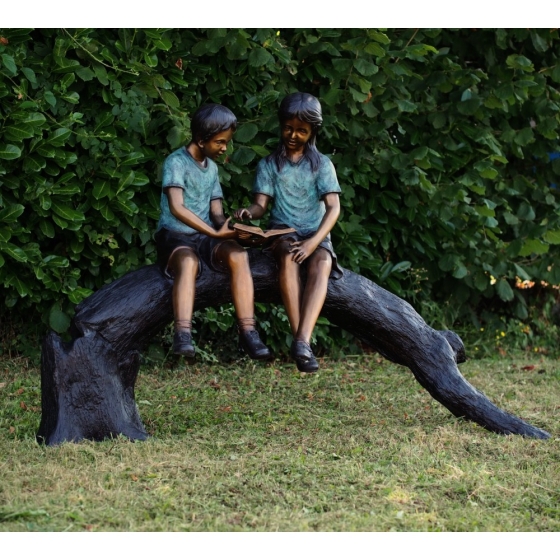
[1, 351, 559, 531]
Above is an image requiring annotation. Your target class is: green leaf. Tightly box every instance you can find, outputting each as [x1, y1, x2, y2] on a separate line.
[353, 58, 378, 76]
[496, 279, 514, 302]
[23, 112, 47, 127]
[0, 144, 22, 160]
[506, 54, 534, 71]
[514, 127, 534, 146]
[248, 47, 273, 67]
[76, 66, 95, 81]
[391, 261, 411, 274]
[48, 128, 72, 146]
[231, 146, 256, 166]
[519, 239, 549, 256]
[1, 53, 17, 75]
[8, 275, 29, 297]
[235, 123, 259, 143]
[160, 89, 180, 109]
[4, 123, 35, 141]
[544, 230, 560, 244]
[514, 264, 531, 281]
[0, 242, 28, 262]
[153, 37, 172, 50]
[23, 154, 46, 173]
[364, 43, 386, 56]
[51, 202, 85, 222]
[250, 145, 270, 158]
[49, 307, 70, 333]
[116, 171, 135, 194]
[44, 91, 57, 107]
[43, 255, 69, 268]
[396, 99, 417, 113]
[93, 179, 112, 200]
[0, 204, 24, 223]
[517, 202, 535, 221]
[39, 220, 56, 238]
[21, 67, 37, 83]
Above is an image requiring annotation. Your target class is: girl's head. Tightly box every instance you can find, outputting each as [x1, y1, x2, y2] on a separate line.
[278, 92, 323, 139]
[191, 103, 237, 144]
[271, 92, 323, 172]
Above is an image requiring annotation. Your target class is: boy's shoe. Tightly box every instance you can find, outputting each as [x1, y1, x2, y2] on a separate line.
[173, 330, 195, 357]
[290, 340, 319, 373]
[239, 329, 273, 361]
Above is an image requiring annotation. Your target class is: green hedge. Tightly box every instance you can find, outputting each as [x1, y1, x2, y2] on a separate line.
[1, 28, 560, 352]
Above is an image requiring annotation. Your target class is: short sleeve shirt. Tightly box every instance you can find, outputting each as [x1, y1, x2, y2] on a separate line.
[157, 147, 223, 234]
[253, 153, 341, 236]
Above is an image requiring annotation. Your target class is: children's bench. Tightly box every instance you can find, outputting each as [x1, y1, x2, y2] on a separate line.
[37, 249, 550, 444]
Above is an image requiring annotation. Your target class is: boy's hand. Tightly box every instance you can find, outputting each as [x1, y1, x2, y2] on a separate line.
[289, 238, 319, 264]
[233, 208, 252, 221]
[214, 217, 236, 239]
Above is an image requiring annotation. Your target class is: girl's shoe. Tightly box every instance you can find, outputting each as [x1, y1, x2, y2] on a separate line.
[290, 340, 319, 373]
[239, 329, 273, 361]
[173, 330, 195, 357]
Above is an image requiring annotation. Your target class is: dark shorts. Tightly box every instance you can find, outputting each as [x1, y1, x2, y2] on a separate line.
[154, 228, 228, 278]
[264, 228, 343, 280]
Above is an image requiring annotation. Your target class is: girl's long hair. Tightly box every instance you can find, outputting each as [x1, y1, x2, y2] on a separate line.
[268, 92, 323, 172]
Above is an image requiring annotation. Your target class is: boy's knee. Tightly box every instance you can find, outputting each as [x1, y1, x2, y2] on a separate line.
[171, 248, 199, 275]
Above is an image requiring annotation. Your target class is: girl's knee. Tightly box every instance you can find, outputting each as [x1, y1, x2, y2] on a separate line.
[308, 249, 332, 274]
[221, 243, 249, 270]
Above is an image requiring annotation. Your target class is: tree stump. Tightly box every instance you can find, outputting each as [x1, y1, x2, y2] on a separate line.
[37, 249, 550, 445]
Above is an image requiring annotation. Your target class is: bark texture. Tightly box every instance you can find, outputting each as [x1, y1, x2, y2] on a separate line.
[38, 250, 550, 445]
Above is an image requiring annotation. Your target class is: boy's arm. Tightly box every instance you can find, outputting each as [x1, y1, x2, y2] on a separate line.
[167, 188, 234, 239]
[233, 193, 271, 221]
[289, 193, 340, 264]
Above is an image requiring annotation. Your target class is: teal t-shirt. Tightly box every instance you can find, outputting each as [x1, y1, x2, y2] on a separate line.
[252, 153, 341, 236]
[157, 147, 223, 234]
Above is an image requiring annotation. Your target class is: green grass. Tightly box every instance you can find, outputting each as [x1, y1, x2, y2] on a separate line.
[1, 352, 559, 531]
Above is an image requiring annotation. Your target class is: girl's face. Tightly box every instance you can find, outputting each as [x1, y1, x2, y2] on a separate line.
[281, 117, 312, 157]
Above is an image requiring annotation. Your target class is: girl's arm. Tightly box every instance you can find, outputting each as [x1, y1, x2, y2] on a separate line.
[233, 193, 271, 221]
[289, 193, 340, 264]
[167, 187, 234, 239]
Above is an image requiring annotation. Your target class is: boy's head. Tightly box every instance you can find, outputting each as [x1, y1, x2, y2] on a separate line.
[190, 103, 237, 161]
[191, 104, 237, 144]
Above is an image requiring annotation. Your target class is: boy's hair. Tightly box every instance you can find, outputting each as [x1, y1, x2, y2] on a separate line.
[191, 104, 237, 143]
[269, 92, 323, 172]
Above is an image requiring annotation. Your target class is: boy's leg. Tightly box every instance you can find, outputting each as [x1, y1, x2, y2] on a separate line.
[168, 247, 199, 355]
[214, 240, 254, 324]
[214, 240, 272, 360]
[273, 239, 303, 337]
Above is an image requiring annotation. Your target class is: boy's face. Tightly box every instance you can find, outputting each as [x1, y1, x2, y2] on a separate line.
[281, 117, 312, 156]
[198, 128, 234, 161]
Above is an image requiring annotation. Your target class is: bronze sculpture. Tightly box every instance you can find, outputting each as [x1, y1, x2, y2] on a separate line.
[37, 97, 551, 445]
[155, 104, 270, 361]
[235, 93, 341, 373]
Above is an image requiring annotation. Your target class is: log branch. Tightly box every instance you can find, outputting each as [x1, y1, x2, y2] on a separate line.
[37, 250, 550, 445]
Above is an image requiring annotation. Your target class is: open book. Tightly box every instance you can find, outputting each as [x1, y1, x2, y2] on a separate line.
[233, 223, 296, 240]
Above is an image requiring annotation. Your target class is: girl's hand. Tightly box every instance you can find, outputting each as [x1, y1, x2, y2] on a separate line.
[214, 218, 236, 239]
[289, 239, 319, 264]
[233, 208, 252, 221]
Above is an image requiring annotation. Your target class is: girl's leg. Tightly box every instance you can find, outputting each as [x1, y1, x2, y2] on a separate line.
[214, 240, 272, 360]
[296, 248, 332, 343]
[274, 239, 303, 337]
[168, 247, 199, 355]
